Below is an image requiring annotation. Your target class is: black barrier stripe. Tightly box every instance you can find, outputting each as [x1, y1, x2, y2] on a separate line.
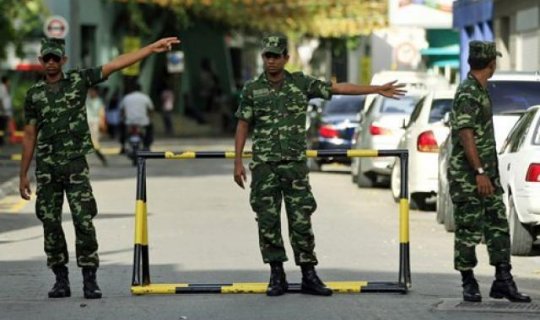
[316, 150, 348, 157]
[377, 149, 408, 157]
[132, 244, 141, 286]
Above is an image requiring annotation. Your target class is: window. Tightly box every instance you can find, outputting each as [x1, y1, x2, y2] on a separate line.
[379, 96, 420, 115]
[428, 98, 453, 123]
[500, 110, 536, 153]
[487, 81, 540, 114]
[323, 96, 365, 115]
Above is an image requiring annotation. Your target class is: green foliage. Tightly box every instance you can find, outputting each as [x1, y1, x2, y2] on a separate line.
[136, 0, 387, 37]
[0, 0, 47, 59]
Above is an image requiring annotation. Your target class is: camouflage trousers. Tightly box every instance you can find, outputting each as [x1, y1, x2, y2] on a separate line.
[35, 157, 99, 269]
[452, 194, 510, 270]
[249, 161, 318, 265]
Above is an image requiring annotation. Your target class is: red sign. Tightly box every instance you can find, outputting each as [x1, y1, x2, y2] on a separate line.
[43, 16, 69, 38]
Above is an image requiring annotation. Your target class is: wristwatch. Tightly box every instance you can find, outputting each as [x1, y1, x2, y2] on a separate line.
[475, 167, 486, 175]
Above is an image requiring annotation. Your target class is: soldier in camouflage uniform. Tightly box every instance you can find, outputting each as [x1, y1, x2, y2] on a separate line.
[234, 35, 405, 296]
[448, 40, 530, 303]
[19, 36, 180, 299]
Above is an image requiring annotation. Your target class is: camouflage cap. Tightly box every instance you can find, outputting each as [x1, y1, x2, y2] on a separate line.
[469, 41, 502, 60]
[40, 37, 65, 57]
[262, 35, 288, 55]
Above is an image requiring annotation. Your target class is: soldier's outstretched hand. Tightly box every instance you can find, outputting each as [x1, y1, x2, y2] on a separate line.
[378, 80, 407, 99]
[149, 37, 181, 53]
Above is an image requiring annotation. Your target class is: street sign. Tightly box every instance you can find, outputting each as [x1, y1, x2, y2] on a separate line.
[43, 15, 69, 38]
[167, 51, 184, 73]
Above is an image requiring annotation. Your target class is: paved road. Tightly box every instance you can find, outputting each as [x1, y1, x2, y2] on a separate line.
[0, 138, 539, 320]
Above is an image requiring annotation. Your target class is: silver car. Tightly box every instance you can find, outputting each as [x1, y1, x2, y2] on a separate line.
[351, 91, 424, 188]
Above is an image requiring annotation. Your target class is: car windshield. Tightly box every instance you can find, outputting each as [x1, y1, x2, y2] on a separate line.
[380, 96, 419, 115]
[488, 81, 540, 114]
[323, 96, 365, 115]
[429, 98, 453, 123]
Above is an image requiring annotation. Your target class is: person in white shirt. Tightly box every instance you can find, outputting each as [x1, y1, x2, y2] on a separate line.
[119, 83, 154, 149]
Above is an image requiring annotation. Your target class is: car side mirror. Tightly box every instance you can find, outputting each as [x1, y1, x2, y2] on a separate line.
[443, 112, 451, 126]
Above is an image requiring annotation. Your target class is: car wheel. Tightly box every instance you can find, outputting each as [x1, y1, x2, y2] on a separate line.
[443, 195, 455, 232]
[410, 192, 433, 211]
[390, 160, 401, 203]
[509, 196, 533, 256]
[307, 158, 321, 172]
[356, 159, 374, 188]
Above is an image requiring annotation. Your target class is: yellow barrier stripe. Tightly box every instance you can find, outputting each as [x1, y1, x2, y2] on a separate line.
[347, 150, 379, 158]
[221, 282, 268, 293]
[399, 199, 410, 243]
[306, 150, 318, 158]
[131, 284, 189, 295]
[326, 281, 367, 293]
[131, 281, 368, 294]
[135, 200, 147, 244]
[165, 151, 196, 159]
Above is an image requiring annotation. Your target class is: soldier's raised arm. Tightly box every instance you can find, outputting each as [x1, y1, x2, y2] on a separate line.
[101, 37, 180, 78]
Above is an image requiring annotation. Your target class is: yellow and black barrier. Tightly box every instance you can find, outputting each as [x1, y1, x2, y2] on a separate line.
[0, 154, 21, 161]
[131, 149, 410, 295]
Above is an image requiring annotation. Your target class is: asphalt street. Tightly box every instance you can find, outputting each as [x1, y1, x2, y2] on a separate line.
[0, 138, 539, 320]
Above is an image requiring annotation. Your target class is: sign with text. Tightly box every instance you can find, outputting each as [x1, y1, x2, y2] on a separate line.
[122, 37, 141, 76]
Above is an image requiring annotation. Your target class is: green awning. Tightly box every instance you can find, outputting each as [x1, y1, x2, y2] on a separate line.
[431, 59, 460, 68]
[421, 45, 460, 56]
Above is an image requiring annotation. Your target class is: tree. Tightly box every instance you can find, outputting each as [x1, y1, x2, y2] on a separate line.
[122, 0, 388, 38]
[0, 0, 46, 59]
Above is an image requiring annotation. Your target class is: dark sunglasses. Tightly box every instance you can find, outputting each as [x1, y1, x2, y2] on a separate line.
[42, 54, 62, 63]
[263, 52, 283, 59]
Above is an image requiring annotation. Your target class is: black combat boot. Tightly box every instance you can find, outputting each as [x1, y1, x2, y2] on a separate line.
[300, 264, 332, 296]
[48, 265, 71, 298]
[267, 262, 288, 296]
[460, 269, 481, 302]
[489, 263, 531, 303]
[82, 267, 102, 299]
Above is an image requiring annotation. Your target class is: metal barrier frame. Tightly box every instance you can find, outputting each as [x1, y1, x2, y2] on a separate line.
[131, 149, 410, 295]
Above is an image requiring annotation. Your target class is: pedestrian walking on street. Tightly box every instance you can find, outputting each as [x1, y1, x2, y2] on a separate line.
[19, 36, 180, 299]
[448, 40, 531, 303]
[233, 35, 406, 297]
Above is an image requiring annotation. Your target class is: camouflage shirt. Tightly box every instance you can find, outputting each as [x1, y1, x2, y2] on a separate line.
[448, 72, 502, 200]
[235, 71, 332, 162]
[24, 67, 106, 165]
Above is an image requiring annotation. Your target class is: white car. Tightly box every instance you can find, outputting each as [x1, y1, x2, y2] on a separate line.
[437, 71, 540, 231]
[390, 90, 455, 210]
[351, 91, 424, 187]
[499, 106, 540, 255]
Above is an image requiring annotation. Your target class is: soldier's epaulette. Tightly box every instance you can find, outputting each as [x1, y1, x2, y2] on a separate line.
[290, 71, 305, 80]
